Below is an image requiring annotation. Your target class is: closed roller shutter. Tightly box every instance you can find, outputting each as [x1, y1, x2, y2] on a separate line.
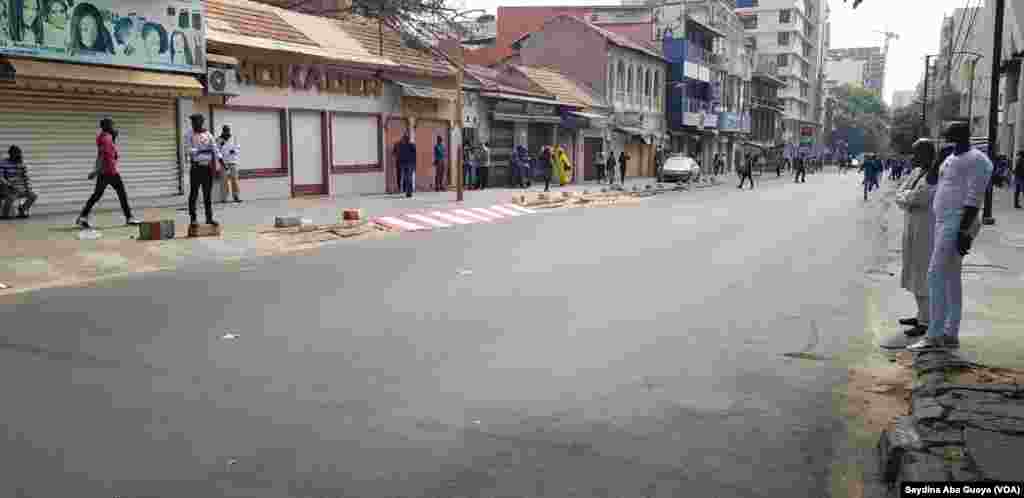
[332, 114, 378, 169]
[213, 108, 284, 172]
[0, 88, 179, 206]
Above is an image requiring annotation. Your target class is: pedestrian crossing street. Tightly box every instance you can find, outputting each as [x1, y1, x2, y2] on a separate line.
[373, 204, 538, 232]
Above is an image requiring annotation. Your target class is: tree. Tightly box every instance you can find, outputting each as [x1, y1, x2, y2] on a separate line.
[829, 84, 891, 156]
[890, 105, 922, 155]
[282, 0, 482, 44]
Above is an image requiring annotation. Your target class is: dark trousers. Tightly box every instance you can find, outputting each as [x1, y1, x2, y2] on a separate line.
[1015, 176, 1024, 206]
[477, 167, 489, 190]
[2, 189, 37, 217]
[620, 165, 626, 184]
[400, 164, 414, 197]
[738, 171, 755, 189]
[80, 173, 133, 219]
[795, 168, 807, 183]
[434, 160, 446, 191]
[189, 164, 215, 223]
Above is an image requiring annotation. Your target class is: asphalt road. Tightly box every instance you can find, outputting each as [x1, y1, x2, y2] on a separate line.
[1, 169, 887, 498]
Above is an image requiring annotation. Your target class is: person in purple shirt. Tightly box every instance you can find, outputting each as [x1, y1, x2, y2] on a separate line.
[908, 122, 993, 352]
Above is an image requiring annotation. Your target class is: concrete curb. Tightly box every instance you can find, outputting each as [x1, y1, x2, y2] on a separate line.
[869, 351, 1024, 496]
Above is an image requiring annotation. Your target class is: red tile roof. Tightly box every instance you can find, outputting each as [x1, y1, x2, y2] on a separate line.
[465, 64, 552, 98]
[513, 15, 664, 61]
[206, 0, 317, 47]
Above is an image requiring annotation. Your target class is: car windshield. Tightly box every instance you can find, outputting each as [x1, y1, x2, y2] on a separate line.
[665, 157, 694, 170]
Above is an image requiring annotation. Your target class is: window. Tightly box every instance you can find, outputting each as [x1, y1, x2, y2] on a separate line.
[779, 9, 791, 23]
[627, 65, 634, 105]
[800, 83, 808, 98]
[617, 61, 625, 101]
[777, 54, 788, 67]
[644, 68, 652, 109]
[740, 14, 757, 30]
[608, 64, 615, 100]
[654, 71, 662, 111]
[801, 61, 809, 78]
[778, 32, 789, 46]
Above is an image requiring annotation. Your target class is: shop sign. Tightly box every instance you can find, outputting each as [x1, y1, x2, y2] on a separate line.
[719, 112, 740, 131]
[682, 112, 703, 128]
[799, 125, 814, 144]
[237, 59, 382, 97]
[0, 0, 206, 74]
[525, 103, 555, 115]
[683, 63, 710, 82]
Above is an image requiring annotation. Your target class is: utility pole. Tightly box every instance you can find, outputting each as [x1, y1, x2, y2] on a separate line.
[967, 56, 979, 125]
[983, 0, 1005, 225]
[922, 55, 933, 137]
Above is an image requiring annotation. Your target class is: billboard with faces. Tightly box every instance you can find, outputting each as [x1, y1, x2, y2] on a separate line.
[0, 0, 205, 74]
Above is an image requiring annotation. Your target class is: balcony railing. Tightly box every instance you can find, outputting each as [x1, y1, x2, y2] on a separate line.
[752, 97, 784, 110]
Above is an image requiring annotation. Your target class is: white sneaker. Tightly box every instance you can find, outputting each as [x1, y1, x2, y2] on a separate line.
[76, 216, 91, 229]
[126, 217, 141, 226]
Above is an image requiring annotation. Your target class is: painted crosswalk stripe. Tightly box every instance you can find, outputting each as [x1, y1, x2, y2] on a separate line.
[504, 204, 536, 214]
[471, 207, 505, 219]
[430, 211, 474, 225]
[377, 216, 427, 231]
[454, 209, 491, 222]
[406, 213, 451, 228]
[489, 205, 522, 216]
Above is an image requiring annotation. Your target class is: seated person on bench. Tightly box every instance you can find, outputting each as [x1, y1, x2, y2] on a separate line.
[1, 145, 38, 219]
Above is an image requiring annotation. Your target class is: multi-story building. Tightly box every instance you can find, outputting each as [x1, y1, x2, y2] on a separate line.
[750, 56, 786, 149]
[736, 0, 825, 154]
[936, 8, 983, 95]
[510, 14, 668, 179]
[825, 47, 885, 95]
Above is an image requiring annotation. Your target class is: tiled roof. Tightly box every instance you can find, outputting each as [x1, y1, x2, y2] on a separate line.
[515, 15, 664, 61]
[332, 16, 454, 76]
[465, 64, 551, 98]
[204, 0, 453, 77]
[513, 65, 596, 108]
[206, 0, 316, 47]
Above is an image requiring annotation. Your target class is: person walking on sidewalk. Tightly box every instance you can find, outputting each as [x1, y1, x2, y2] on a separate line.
[476, 141, 491, 190]
[737, 153, 755, 189]
[895, 144, 938, 338]
[908, 122, 993, 352]
[794, 155, 807, 184]
[396, 132, 417, 198]
[77, 118, 139, 228]
[555, 145, 571, 186]
[1014, 151, 1024, 208]
[618, 151, 628, 186]
[184, 114, 221, 227]
[1, 145, 38, 219]
[433, 136, 446, 192]
[515, 144, 531, 188]
[539, 146, 553, 192]
[217, 125, 242, 204]
[606, 150, 617, 185]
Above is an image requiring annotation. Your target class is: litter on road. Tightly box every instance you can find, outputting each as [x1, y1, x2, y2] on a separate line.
[220, 332, 240, 340]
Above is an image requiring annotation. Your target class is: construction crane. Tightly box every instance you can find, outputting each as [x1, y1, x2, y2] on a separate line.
[874, 29, 899, 97]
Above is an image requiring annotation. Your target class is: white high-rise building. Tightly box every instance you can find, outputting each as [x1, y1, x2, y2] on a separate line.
[735, 0, 826, 148]
[892, 90, 915, 110]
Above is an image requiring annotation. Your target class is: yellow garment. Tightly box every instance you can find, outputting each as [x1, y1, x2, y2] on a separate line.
[554, 146, 571, 185]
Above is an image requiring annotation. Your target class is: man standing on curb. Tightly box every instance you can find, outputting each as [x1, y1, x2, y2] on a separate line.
[396, 133, 417, 198]
[908, 122, 993, 352]
[794, 154, 807, 183]
[737, 153, 754, 189]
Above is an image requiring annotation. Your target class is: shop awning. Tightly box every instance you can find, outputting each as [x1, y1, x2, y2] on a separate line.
[5, 58, 203, 97]
[481, 92, 563, 106]
[395, 81, 457, 102]
[570, 111, 609, 120]
[492, 112, 562, 124]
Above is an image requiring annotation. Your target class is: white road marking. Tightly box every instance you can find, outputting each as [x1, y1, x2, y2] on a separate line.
[504, 204, 536, 214]
[406, 213, 451, 228]
[377, 216, 427, 231]
[490, 205, 522, 216]
[454, 209, 491, 222]
[471, 207, 503, 219]
[430, 211, 475, 225]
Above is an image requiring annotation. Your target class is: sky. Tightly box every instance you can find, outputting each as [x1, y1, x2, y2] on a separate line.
[464, 0, 978, 105]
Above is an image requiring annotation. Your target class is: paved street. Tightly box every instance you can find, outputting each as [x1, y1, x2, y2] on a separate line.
[0, 169, 887, 497]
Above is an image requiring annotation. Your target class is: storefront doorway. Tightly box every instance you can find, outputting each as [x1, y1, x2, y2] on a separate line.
[291, 111, 327, 196]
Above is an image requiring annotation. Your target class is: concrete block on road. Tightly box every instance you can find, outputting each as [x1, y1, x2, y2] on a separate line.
[342, 209, 362, 221]
[138, 220, 175, 241]
[188, 224, 223, 238]
[275, 216, 303, 228]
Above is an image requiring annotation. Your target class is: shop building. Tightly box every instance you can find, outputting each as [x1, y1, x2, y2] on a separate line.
[0, 1, 206, 210]
[196, 0, 456, 200]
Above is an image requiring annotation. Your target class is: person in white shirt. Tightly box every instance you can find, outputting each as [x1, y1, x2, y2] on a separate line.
[185, 114, 221, 226]
[217, 125, 242, 203]
[908, 122, 993, 352]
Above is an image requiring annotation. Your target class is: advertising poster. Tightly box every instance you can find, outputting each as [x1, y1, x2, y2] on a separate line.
[0, 0, 205, 74]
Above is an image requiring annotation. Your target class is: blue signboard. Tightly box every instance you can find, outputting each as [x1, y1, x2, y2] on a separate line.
[0, 0, 206, 74]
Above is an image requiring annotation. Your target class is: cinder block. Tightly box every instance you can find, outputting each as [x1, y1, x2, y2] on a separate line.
[188, 224, 222, 238]
[275, 216, 302, 228]
[342, 209, 361, 221]
[138, 220, 174, 240]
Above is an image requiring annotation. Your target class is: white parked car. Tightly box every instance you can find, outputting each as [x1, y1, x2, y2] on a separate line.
[658, 155, 701, 183]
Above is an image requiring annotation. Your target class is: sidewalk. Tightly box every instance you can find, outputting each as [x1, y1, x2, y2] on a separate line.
[0, 178, 666, 294]
[853, 184, 1024, 496]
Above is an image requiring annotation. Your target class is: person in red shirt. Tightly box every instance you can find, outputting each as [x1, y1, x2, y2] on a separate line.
[76, 118, 138, 228]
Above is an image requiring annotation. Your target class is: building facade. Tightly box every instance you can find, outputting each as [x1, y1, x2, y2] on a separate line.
[892, 90, 916, 110]
[736, 0, 825, 155]
[512, 15, 667, 179]
[826, 47, 885, 95]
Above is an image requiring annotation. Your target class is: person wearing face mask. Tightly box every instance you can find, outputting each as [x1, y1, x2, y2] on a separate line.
[77, 118, 139, 228]
[907, 122, 994, 352]
[217, 125, 241, 204]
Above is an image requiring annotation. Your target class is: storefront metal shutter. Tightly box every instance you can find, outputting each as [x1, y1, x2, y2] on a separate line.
[0, 88, 179, 206]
